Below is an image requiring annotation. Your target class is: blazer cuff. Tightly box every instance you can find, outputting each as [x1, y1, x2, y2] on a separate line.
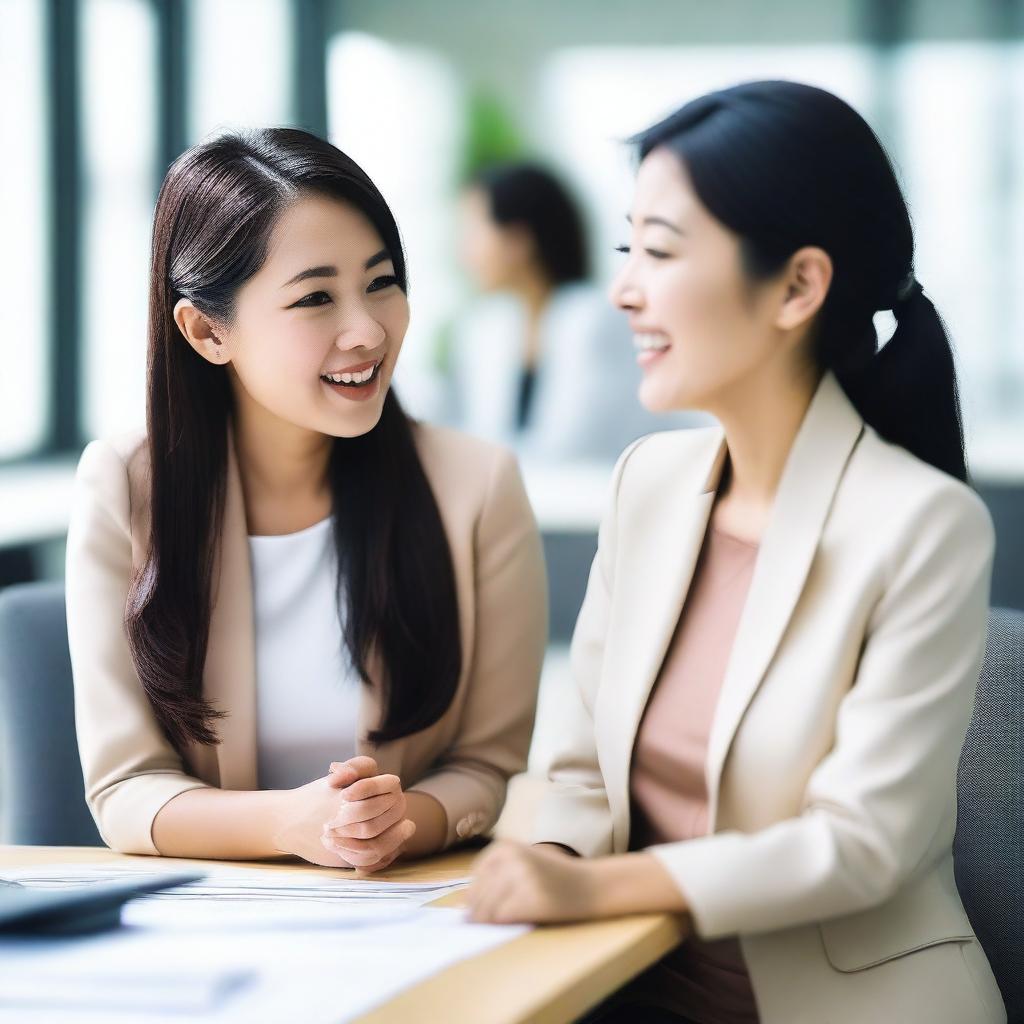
[408, 768, 501, 850]
[530, 786, 615, 859]
[93, 774, 212, 855]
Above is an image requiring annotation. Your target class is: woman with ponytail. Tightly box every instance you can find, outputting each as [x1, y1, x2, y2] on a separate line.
[468, 82, 1004, 1023]
[66, 129, 546, 872]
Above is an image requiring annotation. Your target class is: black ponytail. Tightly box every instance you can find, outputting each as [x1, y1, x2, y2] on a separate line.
[838, 279, 967, 482]
[633, 80, 968, 482]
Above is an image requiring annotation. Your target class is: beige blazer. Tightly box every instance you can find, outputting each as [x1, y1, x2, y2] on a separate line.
[66, 422, 548, 857]
[532, 373, 1005, 1024]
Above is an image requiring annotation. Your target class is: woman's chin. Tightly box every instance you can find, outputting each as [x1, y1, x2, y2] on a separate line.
[638, 380, 684, 415]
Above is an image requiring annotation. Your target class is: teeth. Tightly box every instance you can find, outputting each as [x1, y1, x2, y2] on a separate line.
[323, 363, 378, 386]
[633, 333, 670, 352]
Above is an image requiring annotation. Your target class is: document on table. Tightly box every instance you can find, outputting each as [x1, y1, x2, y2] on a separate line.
[3, 864, 472, 929]
[0, 906, 529, 1022]
[0, 864, 529, 1023]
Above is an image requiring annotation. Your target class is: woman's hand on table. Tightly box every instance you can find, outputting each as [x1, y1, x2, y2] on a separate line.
[270, 756, 387, 868]
[466, 840, 690, 925]
[319, 758, 416, 874]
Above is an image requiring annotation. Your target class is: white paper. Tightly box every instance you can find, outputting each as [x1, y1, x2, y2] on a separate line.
[0, 906, 529, 1023]
[4, 864, 472, 914]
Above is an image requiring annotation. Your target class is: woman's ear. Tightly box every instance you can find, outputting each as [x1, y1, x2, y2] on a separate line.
[173, 298, 229, 364]
[503, 223, 538, 273]
[776, 246, 833, 331]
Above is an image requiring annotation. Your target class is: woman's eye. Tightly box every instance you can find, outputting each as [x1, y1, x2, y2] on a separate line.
[290, 291, 332, 309]
[367, 274, 399, 293]
[614, 244, 669, 260]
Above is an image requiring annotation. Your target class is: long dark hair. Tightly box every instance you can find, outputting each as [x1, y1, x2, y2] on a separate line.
[633, 80, 967, 482]
[472, 162, 589, 286]
[126, 128, 462, 751]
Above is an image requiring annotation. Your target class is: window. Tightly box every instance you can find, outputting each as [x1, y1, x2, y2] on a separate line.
[81, 0, 158, 441]
[894, 42, 1024, 461]
[0, 0, 49, 459]
[327, 32, 463, 419]
[187, 0, 292, 142]
[540, 45, 873, 283]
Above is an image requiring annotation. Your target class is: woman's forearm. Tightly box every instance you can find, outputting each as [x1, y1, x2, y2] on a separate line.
[152, 786, 291, 860]
[588, 852, 691, 918]
[399, 792, 449, 859]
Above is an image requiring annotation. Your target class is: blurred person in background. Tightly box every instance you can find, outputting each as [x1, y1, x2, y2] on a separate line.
[65, 129, 546, 876]
[448, 162, 680, 462]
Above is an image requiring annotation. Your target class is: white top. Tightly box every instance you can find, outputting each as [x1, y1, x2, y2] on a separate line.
[248, 516, 360, 791]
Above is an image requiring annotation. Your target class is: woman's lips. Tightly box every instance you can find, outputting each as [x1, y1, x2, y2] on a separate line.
[320, 359, 384, 402]
[633, 331, 671, 368]
[637, 346, 670, 368]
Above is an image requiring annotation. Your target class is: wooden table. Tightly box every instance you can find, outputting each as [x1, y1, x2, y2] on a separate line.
[0, 845, 687, 1024]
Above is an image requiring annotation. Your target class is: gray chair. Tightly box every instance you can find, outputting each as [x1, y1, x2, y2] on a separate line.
[0, 581, 102, 846]
[955, 606, 1024, 1024]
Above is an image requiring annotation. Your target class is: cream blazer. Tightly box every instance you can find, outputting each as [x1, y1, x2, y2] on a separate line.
[532, 373, 1005, 1024]
[66, 422, 548, 857]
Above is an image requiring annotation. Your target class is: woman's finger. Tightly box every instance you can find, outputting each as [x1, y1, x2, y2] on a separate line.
[326, 756, 377, 790]
[488, 889, 528, 925]
[467, 872, 517, 923]
[353, 848, 401, 877]
[330, 756, 378, 779]
[325, 791, 403, 829]
[324, 817, 415, 865]
[325, 798, 406, 842]
[339, 773, 401, 802]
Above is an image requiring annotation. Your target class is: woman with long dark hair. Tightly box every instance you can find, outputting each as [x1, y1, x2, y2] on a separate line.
[467, 82, 1004, 1023]
[66, 128, 546, 872]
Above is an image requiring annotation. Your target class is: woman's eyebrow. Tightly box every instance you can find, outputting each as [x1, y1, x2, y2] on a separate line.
[282, 250, 392, 288]
[364, 249, 392, 270]
[625, 213, 684, 235]
[282, 265, 337, 288]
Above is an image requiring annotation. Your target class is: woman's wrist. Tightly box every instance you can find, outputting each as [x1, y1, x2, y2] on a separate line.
[585, 852, 690, 919]
[153, 786, 294, 860]
[399, 791, 449, 859]
[267, 787, 301, 854]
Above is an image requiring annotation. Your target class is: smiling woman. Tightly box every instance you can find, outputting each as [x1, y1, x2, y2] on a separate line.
[64, 128, 547, 874]
[468, 81, 1003, 1024]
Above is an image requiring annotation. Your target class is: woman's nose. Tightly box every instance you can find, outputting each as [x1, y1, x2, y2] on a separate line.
[608, 264, 642, 312]
[334, 311, 386, 352]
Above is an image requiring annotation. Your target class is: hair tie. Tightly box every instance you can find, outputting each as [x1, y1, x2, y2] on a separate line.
[892, 273, 922, 313]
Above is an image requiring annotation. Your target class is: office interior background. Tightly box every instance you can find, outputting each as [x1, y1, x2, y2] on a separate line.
[1, 0, 1022, 795]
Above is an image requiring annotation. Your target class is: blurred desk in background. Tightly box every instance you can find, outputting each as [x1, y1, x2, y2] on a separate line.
[1, 451, 1023, 618]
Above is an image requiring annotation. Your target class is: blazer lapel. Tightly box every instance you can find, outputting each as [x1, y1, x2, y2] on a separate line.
[704, 372, 864, 828]
[205, 430, 258, 791]
[600, 433, 728, 849]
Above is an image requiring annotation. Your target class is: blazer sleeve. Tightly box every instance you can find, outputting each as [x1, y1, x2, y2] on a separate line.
[647, 484, 996, 939]
[529, 440, 644, 857]
[65, 440, 211, 855]
[407, 448, 548, 848]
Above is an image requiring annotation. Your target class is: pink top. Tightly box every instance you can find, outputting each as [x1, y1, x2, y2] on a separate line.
[628, 525, 761, 1024]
